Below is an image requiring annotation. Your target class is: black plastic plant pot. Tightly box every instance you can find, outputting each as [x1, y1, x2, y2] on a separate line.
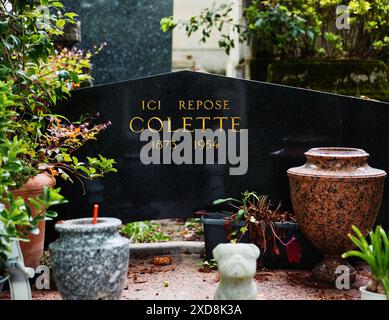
[201, 213, 250, 261]
[201, 213, 322, 269]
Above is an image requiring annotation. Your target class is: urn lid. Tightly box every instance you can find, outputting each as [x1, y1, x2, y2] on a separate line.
[288, 147, 386, 178]
[305, 147, 369, 158]
[55, 218, 122, 233]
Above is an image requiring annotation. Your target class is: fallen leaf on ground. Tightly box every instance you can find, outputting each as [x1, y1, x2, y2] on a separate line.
[153, 256, 173, 266]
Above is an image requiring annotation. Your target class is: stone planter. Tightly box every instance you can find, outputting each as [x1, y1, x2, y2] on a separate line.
[49, 218, 129, 300]
[288, 147, 386, 282]
[12, 173, 56, 268]
[268, 59, 389, 102]
[360, 286, 387, 300]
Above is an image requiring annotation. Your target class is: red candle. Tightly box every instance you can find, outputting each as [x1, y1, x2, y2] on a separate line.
[93, 204, 99, 224]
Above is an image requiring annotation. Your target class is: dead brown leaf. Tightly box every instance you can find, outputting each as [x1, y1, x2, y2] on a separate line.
[153, 256, 173, 266]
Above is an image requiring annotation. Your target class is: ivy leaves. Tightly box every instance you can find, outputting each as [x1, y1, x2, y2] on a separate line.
[161, 0, 389, 59]
[161, 2, 239, 55]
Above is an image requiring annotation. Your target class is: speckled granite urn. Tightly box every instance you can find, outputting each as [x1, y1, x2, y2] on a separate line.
[49, 218, 129, 300]
[288, 148, 386, 283]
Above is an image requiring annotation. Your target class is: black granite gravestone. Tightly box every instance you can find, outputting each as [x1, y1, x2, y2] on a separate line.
[62, 0, 173, 84]
[54, 71, 389, 230]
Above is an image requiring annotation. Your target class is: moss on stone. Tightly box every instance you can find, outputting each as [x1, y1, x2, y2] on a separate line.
[267, 60, 389, 102]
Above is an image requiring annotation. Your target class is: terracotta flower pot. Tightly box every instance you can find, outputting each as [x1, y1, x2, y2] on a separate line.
[287, 148, 386, 283]
[12, 173, 56, 268]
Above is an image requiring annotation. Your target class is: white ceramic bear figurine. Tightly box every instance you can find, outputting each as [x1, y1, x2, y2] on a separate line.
[213, 243, 260, 300]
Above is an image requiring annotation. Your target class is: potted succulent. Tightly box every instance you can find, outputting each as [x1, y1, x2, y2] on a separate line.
[342, 225, 389, 300]
[201, 191, 321, 269]
[0, 1, 116, 268]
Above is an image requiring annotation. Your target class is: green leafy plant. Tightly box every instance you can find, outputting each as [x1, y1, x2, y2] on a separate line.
[0, 1, 116, 187]
[0, 80, 67, 271]
[0, 1, 116, 272]
[0, 187, 67, 271]
[212, 191, 297, 263]
[39, 45, 103, 91]
[342, 225, 389, 299]
[196, 259, 218, 271]
[0, 77, 67, 272]
[120, 221, 171, 243]
[161, 0, 389, 60]
[184, 218, 203, 236]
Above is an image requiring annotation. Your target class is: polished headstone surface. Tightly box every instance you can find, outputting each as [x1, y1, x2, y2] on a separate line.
[54, 71, 389, 229]
[62, 0, 173, 84]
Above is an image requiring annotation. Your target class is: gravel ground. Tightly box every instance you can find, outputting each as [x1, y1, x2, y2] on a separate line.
[21, 253, 369, 300]
[156, 219, 204, 242]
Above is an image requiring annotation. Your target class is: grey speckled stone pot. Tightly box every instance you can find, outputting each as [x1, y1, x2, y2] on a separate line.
[49, 218, 129, 300]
